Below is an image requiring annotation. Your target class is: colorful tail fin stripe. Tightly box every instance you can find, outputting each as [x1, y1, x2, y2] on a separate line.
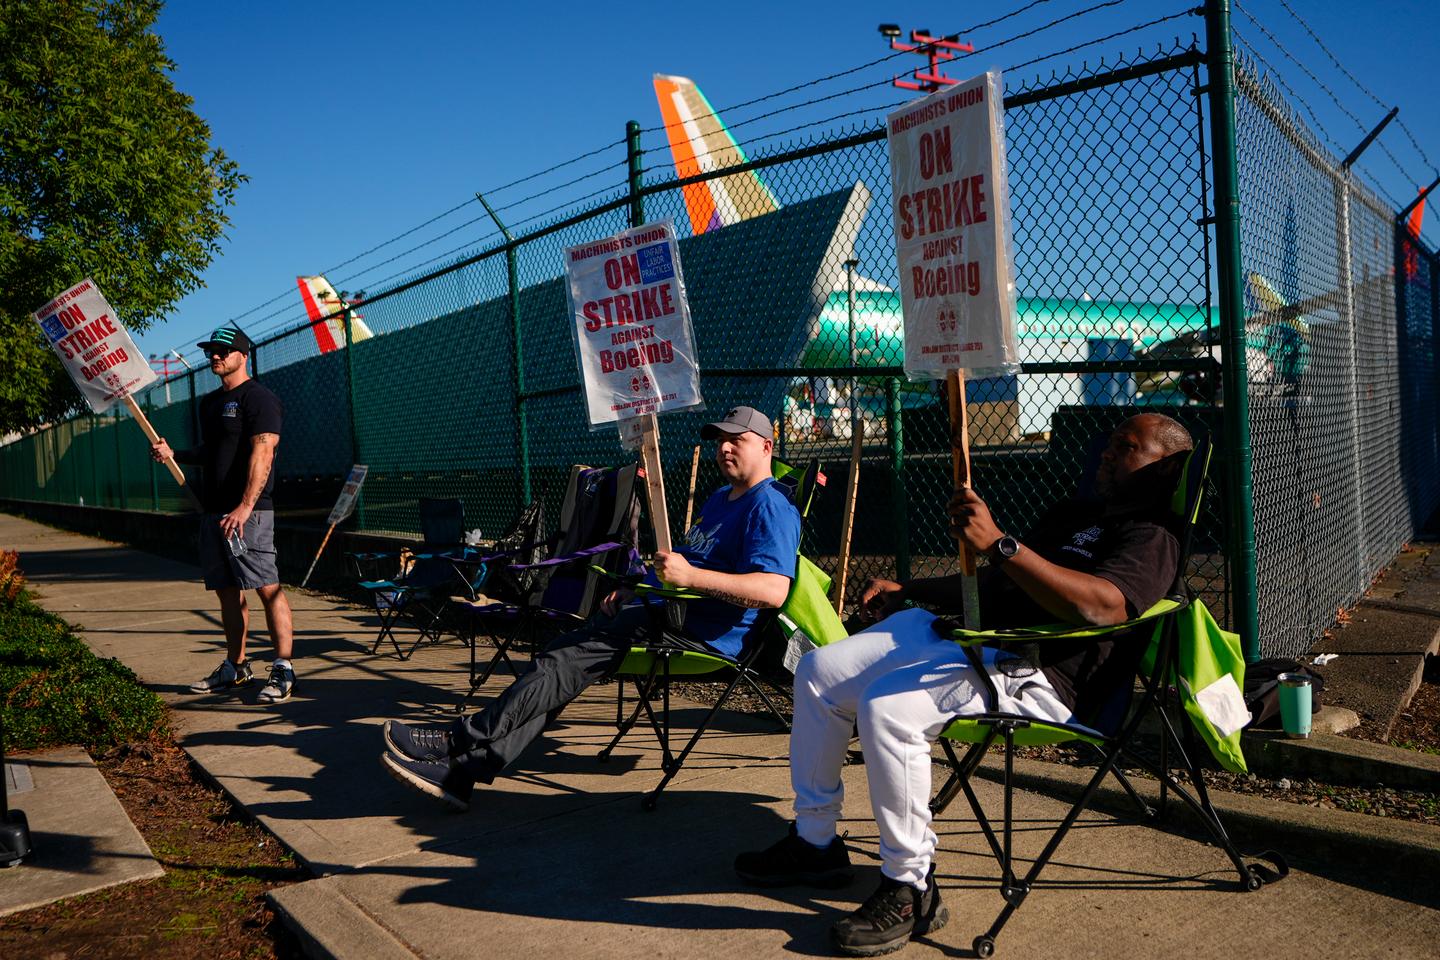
[653, 74, 779, 234]
[296, 275, 373, 353]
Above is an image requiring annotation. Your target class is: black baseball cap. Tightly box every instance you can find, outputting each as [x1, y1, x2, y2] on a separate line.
[700, 406, 774, 441]
[197, 326, 254, 355]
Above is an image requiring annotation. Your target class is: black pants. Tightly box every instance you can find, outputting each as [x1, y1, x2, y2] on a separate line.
[448, 604, 711, 783]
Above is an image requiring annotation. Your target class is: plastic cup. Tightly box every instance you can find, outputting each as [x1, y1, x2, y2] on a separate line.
[1278, 673, 1312, 738]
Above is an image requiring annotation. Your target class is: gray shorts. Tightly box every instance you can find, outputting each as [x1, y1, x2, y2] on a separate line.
[199, 511, 280, 590]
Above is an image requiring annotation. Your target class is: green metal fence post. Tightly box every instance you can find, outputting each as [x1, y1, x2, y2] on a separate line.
[626, 120, 645, 228]
[886, 377, 911, 581]
[477, 190, 530, 509]
[1205, 0, 1259, 660]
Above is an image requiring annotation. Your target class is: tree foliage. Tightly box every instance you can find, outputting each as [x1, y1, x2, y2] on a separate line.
[0, 0, 243, 433]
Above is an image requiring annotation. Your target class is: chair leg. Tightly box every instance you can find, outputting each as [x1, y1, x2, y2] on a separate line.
[370, 604, 406, 658]
[600, 658, 664, 762]
[641, 661, 749, 811]
[738, 670, 792, 732]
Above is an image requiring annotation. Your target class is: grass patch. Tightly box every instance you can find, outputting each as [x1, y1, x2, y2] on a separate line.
[0, 550, 167, 751]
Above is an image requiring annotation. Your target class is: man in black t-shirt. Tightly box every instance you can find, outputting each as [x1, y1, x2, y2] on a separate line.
[150, 325, 297, 704]
[735, 414, 1193, 958]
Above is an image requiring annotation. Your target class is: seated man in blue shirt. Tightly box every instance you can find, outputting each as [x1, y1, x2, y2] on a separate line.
[381, 406, 801, 810]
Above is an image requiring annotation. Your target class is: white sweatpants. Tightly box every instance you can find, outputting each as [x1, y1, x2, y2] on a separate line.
[791, 608, 1077, 888]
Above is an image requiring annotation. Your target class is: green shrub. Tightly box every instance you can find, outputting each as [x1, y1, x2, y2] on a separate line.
[1, 591, 168, 751]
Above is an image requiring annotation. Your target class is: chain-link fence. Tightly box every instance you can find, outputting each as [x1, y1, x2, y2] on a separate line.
[2, 7, 1435, 660]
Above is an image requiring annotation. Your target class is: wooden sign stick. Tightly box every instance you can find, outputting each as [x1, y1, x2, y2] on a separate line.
[832, 425, 863, 614]
[946, 370, 981, 629]
[639, 414, 671, 554]
[835, 426, 864, 616]
[123, 394, 203, 512]
[682, 443, 701, 534]
[300, 523, 337, 589]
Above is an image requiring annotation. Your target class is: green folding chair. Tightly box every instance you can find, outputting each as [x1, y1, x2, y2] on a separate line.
[928, 434, 1287, 957]
[600, 458, 842, 810]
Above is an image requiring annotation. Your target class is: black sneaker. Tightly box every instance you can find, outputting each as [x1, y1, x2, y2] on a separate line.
[383, 719, 453, 762]
[189, 658, 253, 693]
[381, 751, 474, 812]
[735, 823, 854, 888]
[831, 865, 948, 957]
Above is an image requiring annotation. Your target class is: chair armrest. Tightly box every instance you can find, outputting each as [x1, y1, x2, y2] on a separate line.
[587, 564, 704, 601]
[513, 541, 623, 571]
[941, 597, 1185, 646]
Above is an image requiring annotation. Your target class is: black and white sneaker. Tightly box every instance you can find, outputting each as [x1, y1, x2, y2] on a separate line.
[735, 823, 854, 888]
[831, 865, 948, 957]
[257, 662, 296, 703]
[381, 751, 474, 812]
[189, 658, 253, 693]
[383, 719, 453, 762]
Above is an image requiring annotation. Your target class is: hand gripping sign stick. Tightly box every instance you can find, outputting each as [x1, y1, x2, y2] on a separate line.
[639, 415, 672, 554]
[32, 278, 202, 512]
[947, 371, 982, 628]
[122, 395, 204, 513]
[832, 425, 863, 615]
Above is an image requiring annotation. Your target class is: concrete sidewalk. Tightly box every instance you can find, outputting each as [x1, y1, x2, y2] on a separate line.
[4, 511, 1439, 959]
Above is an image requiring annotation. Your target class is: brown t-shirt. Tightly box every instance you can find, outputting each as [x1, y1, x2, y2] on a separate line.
[976, 498, 1180, 725]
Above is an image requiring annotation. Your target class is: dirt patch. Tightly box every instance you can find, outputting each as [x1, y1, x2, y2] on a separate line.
[1375, 654, 1440, 755]
[0, 734, 308, 959]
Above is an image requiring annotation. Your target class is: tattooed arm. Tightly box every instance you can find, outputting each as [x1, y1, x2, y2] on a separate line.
[652, 551, 790, 609]
[219, 432, 278, 538]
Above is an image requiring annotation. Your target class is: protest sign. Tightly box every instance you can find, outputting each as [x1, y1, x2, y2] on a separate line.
[886, 71, 1018, 381]
[302, 465, 369, 587]
[327, 465, 369, 525]
[887, 71, 1020, 627]
[564, 219, 702, 428]
[33, 278, 155, 413]
[33, 278, 201, 510]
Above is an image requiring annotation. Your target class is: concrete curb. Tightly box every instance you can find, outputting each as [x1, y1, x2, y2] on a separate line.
[972, 754, 1440, 888]
[270, 880, 419, 960]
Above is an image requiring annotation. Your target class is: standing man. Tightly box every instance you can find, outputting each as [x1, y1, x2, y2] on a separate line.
[150, 325, 296, 703]
[379, 405, 800, 810]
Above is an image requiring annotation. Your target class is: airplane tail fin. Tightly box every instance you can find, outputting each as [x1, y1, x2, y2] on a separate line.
[652, 74, 779, 234]
[296, 275, 373, 353]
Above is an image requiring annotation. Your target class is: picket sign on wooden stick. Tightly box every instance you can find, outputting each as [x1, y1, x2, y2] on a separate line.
[832, 426, 864, 615]
[123, 395, 203, 513]
[683, 443, 701, 534]
[639, 415, 671, 554]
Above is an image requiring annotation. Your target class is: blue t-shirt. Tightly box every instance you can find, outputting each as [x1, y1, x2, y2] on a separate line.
[653, 477, 800, 657]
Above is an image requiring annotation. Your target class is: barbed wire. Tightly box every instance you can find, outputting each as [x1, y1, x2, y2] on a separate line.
[1233, 4, 1414, 199]
[639, 0, 1128, 139]
[1269, 0, 1434, 172]
[1002, 7, 1198, 74]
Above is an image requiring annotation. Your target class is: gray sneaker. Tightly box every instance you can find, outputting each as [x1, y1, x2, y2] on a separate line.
[257, 662, 296, 703]
[190, 659, 253, 693]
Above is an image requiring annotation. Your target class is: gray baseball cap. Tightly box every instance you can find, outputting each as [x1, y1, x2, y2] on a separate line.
[700, 405, 774, 441]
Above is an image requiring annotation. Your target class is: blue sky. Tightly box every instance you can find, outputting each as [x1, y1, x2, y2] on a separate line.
[137, 0, 1439, 366]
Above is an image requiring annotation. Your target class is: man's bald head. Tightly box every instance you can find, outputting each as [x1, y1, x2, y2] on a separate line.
[1094, 414, 1194, 500]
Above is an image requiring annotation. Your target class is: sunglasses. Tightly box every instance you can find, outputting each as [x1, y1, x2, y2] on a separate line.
[207, 347, 238, 358]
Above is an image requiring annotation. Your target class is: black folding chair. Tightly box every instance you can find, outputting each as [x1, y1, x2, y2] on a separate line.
[350, 497, 469, 659]
[454, 463, 643, 700]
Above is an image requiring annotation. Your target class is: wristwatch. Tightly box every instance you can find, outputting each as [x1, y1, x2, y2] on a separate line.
[990, 535, 1020, 564]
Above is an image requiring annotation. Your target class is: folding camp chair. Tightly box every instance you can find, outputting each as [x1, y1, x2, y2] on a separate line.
[600, 458, 838, 810]
[455, 463, 643, 699]
[927, 434, 1287, 957]
[349, 497, 471, 659]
